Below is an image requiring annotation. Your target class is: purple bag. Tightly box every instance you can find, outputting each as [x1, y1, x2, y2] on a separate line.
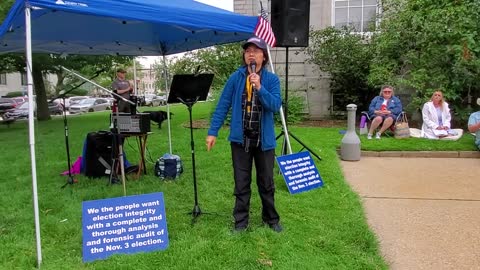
[61, 156, 82, 176]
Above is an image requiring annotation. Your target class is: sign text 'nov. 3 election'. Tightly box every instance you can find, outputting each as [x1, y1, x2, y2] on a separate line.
[276, 151, 323, 194]
[82, 192, 168, 262]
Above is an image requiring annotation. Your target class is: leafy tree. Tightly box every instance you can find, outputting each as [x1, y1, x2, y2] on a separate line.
[0, 2, 132, 120]
[53, 55, 133, 95]
[153, 57, 174, 95]
[0, 0, 14, 19]
[369, 0, 480, 123]
[161, 43, 243, 95]
[307, 27, 376, 113]
[0, 52, 132, 120]
[161, 43, 305, 124]
[151, 43, 242, 124]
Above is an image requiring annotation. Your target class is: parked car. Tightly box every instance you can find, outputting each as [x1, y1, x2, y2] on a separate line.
[67, 96, 89, 108]
[69, 98, 110, 114]
[53, 97, 67, 109]
[0, 98, 16, 123]
[49, 100, 64, 115]
[5, 101, 63, 119]
[157, 95, 167, 105]
[137, 95, 146, 106]
[12, 96, 27, 105]
[104, 97, 115, 107]
[144, 94, 162, 106]
[53, 96, 89, 109]
[0, 97, 19, 111]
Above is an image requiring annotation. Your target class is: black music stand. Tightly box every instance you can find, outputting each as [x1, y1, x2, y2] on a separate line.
[168, 74, 213, 223]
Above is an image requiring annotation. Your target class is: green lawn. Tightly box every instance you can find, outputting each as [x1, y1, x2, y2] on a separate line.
[359, 129, 476, 151]
[1, 101, 474, 269]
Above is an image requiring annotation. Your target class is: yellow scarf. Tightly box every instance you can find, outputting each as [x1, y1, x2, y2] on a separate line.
[246, 76, 253, 112]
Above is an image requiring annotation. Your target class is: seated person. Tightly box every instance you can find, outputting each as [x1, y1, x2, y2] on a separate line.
[468, 98, 480, 150]
[367, 85, 403, 139]
[421, 90, 456, 139]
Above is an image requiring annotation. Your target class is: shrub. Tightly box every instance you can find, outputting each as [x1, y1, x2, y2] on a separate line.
[5, 91, 24, 97]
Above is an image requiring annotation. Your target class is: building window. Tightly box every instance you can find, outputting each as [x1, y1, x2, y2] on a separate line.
[21, 72, 27, 86]
[0, 73, 6, 85]
[333, 0, 378, 33]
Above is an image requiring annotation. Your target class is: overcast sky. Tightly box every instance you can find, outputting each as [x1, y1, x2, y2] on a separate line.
[138, 0, 234, 67]
[196, 0, 233, 12]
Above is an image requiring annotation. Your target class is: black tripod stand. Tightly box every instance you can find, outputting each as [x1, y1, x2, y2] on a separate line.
[168, 73, 213, 223]
[60, 66, 133, 196]
[60, 94, 76, 188]
[184, 97, 201, 217]
[108, 122, 122, 186]
[276, 47, 321, 161]
[51, 69, 105, 188]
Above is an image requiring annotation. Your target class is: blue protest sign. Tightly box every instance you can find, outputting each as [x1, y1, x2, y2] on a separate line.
[82, 192, 168, 262]
[276, 151, 323, 194]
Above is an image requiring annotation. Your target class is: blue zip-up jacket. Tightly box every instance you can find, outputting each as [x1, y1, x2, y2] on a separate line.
[208, 66, 281, 151]
[368, 95, 403, 120]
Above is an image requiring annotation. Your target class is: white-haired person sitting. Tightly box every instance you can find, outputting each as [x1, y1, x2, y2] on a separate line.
[421, 90, 463, 140]
[367, 85, 403, 139]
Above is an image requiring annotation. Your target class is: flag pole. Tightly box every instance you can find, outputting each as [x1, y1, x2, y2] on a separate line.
[266, 49, 292, 155]
[258, 1, 292, 154]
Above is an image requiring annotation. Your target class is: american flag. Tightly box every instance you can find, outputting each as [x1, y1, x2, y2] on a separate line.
[254, 5, 276, 47]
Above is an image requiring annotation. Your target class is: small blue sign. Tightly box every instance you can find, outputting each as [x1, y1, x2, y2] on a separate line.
[82, 192, 168, 262]
[276, 151, 323, 194]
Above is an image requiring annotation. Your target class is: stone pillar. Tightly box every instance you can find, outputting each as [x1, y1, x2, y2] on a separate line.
[340, 104, 361, 161]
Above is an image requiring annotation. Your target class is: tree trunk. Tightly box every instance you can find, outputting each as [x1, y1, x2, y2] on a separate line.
[55, 70, 65, 95]
[32, 66, 51, 121]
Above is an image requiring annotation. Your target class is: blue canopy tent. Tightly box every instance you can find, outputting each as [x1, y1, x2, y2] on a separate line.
[0, 0, 269, 267]
[0, 0, 261, 55]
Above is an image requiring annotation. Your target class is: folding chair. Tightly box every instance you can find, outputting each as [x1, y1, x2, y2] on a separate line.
[359, 111, 406, 136]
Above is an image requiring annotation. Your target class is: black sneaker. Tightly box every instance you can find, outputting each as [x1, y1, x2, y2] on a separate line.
[233, 225, 247, 233]
[110, 178, 121, 185]
[268, 223, 283, 233]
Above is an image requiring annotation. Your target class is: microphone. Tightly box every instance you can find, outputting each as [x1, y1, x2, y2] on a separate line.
[249, 61, 256, 75]
[249, 61, 256, 89]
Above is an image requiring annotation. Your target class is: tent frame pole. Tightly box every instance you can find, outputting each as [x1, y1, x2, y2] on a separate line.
[25, 5, 42, 268]
[163, 55, 173, 154]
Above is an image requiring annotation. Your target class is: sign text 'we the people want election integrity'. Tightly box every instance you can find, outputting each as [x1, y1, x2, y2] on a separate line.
[276, 151, 323, 194]
[82, 192, 168, 262]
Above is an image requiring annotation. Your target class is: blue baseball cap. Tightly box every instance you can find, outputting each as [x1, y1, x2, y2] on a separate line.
[242, 37, 267, 50]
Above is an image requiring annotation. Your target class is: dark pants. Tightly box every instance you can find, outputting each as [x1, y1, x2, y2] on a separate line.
[117, 99, 131, 113]
[230, 142, 280, 228]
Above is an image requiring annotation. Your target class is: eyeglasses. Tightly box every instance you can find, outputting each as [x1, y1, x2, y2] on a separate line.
[383, 91, 392, 93]
[245, 48, 263, 54]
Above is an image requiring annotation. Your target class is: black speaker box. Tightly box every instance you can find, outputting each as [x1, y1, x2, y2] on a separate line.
[84, 131, 114, 178]
[271, 0, 310, 47]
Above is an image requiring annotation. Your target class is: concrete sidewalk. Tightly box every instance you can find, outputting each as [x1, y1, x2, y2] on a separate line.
[341, 157, 480, 270]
